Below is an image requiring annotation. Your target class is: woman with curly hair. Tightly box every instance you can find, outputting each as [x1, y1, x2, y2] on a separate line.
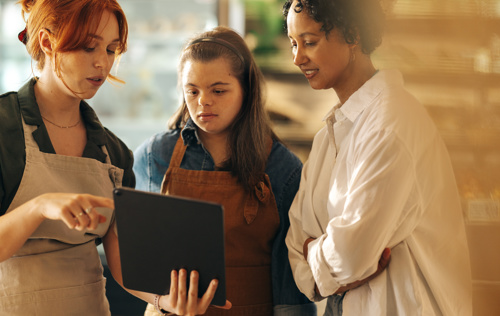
[283, 0, 472, 315]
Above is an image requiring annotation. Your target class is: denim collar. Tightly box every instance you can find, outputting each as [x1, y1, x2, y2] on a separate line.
[180, 118, 201, 146]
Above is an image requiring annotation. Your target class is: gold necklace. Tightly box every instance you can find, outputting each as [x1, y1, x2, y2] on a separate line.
[41, 115, 81, 129]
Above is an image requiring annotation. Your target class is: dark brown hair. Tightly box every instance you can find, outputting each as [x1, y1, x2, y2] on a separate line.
[169, 26, 278, 191]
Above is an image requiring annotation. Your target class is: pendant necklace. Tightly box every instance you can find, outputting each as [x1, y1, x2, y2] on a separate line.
[42, 115, 81, 129]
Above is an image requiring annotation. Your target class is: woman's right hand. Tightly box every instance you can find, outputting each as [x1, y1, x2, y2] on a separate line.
[0, 192, 113, 262]
[158, 269, 231, 316]
[35, 192, 113, 231]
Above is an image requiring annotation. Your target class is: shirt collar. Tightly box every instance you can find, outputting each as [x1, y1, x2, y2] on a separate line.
[180, 118, 201, 146]
[18, 78, 43, 127]
[17, 78, 109, 161]
[80, 101, 108, 162]
[322, 69, 403, 124]
[81, 101, 107, 146]
[322, 102, 340, 122]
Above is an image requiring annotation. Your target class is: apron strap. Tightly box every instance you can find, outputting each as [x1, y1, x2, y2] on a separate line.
[160, 136, 186, 194]
[169, 136, 187, 168]
[21, 115, 40, 149]
[243, 139, 274, 224]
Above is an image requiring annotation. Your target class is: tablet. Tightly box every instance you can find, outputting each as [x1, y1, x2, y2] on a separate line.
[113, 187, 226, 306]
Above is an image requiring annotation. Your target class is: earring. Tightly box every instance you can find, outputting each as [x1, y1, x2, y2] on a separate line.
[18, 26, 28, 45]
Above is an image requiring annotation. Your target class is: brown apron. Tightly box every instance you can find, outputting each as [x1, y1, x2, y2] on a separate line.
[145, 137, 279, 316]
[0, 116, 123, 315]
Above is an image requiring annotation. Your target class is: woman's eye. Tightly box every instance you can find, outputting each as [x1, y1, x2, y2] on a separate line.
[84, 47, 96, 52]
[305, 41, 316, 47]
[214, 90, 225, 94]
[107, 47, 118, 55]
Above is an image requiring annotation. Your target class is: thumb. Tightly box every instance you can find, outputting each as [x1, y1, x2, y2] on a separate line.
[215, 300, 232, 310]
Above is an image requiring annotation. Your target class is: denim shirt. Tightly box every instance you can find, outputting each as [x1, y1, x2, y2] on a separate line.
[133, 120, 316, 316]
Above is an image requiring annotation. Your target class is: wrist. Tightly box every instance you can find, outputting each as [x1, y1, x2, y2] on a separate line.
[29, 196, 47, 222]
[154, 295, 173, 316]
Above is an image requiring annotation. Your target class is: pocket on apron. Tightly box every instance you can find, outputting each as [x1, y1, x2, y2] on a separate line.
[0, 241, 110, 316]
[0, 279, 110, 316]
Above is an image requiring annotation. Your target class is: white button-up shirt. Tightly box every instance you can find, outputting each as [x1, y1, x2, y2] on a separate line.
[286, 69, 472, 315]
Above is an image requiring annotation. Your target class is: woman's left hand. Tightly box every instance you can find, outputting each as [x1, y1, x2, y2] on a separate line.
[159, 269, 232, 316]
[332, 247, 391, 295]
[303, 238, 391, 296]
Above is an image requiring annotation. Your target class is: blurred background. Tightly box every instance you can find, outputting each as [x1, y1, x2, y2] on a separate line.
[1, 0, 499, 314]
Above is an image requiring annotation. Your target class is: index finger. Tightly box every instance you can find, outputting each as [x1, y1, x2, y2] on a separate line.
[198, 279, 218, 309]
[169, 270, 179, 304]
[85, 194, 114, 209]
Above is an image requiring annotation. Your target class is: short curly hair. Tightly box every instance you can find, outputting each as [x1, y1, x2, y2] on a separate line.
[283, 0, 385, 54]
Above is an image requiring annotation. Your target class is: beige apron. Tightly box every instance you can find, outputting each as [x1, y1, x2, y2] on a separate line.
[0, 116, 123, 315]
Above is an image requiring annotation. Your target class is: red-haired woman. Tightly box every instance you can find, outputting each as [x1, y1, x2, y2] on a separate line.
[0, 1, 223, 315]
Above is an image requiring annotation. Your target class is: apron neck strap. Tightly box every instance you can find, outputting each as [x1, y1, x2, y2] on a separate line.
[169, 136, 188, 168]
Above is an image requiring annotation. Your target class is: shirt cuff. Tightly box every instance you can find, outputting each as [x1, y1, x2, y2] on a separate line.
[307, 235, 341, 296]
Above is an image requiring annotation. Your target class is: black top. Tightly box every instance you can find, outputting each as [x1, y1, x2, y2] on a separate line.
[0, 78, 135, 215]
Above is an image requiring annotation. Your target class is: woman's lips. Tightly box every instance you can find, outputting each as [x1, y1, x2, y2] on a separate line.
[198, 113, 218, 121]
[303, 69, 318, 79]
[87, 77, 105, 87]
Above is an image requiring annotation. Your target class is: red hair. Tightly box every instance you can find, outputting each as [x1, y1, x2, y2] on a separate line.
[18, 0, 128, 83]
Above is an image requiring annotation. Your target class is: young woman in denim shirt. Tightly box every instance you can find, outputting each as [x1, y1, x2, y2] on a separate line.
[134, 26, 316, 316]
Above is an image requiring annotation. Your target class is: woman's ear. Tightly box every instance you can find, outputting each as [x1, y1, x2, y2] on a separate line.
[38, 29, 53, 56]
[347, 27, 360, 49]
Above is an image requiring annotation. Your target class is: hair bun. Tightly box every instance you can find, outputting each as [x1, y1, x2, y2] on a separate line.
[19, 0, 37, 16]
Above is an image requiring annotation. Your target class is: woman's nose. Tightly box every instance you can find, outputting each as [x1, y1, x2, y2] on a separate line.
[293, 46, 307, 66]
[198, 92, 212, 107]
[94, 51, 110, 69]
